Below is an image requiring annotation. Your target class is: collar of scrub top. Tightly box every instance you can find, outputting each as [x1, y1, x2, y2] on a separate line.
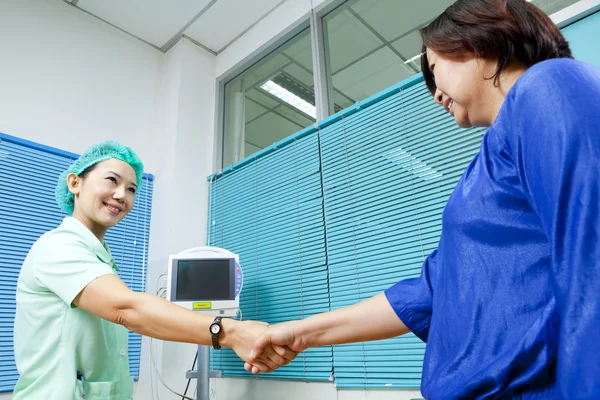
[63, 217, 120, 272]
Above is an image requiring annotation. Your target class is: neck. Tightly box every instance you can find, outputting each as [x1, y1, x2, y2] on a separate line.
[488, 66, 527, 124]
[71, 210, 107, 242]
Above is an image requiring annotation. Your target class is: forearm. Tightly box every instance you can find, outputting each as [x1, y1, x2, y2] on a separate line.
[118, 292, 238, 346]
[297, 293, 408, 347]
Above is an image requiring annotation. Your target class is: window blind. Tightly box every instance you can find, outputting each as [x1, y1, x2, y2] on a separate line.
[206, 74, 484, 388]
[207, 133, 333, 381]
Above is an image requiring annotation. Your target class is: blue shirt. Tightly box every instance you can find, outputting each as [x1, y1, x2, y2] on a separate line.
[385, 58, 600, 400]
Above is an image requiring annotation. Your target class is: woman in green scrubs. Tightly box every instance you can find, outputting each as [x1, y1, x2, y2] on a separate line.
[13, 141, 295, 399]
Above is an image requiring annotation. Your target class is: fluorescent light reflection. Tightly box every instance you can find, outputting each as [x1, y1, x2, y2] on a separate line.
[260, 80, 317, 119]
[385, 147, 443, 181]
[404, 53, 423, 65]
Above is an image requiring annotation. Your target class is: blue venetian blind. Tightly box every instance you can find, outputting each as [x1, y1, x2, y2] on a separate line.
[206, 73, 484, 389]
[0, 133, 154, 391]
[319, 76, 484, 388]
[207, 133, 333, 381]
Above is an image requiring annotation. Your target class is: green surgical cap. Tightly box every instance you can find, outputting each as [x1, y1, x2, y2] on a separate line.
[55, 141, 144, 215]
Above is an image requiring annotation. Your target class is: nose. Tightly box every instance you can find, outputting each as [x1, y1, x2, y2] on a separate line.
[434, 88, 443, 105]
[113, 186, 126, 202]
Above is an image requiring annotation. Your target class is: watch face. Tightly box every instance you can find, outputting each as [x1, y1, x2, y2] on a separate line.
[210, 324, 221, 334]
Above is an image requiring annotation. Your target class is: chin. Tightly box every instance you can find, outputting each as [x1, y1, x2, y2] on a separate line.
[456, 119, 472, 128]
[451, 108, 472, 128]
[97, 215, 122, 228]
[453, 113, 472, 128]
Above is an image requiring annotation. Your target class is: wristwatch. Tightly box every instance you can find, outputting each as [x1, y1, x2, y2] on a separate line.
[209, 317, 223, 350]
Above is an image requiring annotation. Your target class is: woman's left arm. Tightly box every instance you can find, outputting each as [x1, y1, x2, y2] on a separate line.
[503, 61, 600, 399]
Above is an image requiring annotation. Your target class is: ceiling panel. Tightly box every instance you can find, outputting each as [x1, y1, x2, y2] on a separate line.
[281, 30, 313, 72]
[185, 0, 283, 53]
[245, 142, 262, 157]
[245, 112, 301, 148]
[240, 53, 290, 90]
[350, 0, 454, 42]
[272, 104, 315, 127]
[392, 30, 423, 71]
[246, 88, 280, 109]
[533, 0, 580, 15]
[333, 47, 413, 101]
[391, 30, 422, 59]
[282, 64, 314, 88]
[324, 9, 383, 73]
[245, 98, 269, 123]
[77, 0, 213, 48]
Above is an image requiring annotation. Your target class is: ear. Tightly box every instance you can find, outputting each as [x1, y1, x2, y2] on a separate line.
[66, 173, 81, 195]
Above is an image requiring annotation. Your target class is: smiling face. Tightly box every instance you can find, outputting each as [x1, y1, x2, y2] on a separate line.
[68, 158, 138, 240]
[426, 48, 499, 128]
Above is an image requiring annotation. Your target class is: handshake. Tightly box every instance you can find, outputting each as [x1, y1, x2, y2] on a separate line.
[218, 294, 406, 373]
[222, 319, 307, 374]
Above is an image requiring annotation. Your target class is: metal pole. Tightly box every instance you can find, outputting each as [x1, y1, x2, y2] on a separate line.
[197, 345, 210, 400]
[310, 8, 333, 120]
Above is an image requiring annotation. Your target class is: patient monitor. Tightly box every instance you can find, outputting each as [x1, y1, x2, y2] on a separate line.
[166, 246, 243, 318]
[166, 246, 243, 400]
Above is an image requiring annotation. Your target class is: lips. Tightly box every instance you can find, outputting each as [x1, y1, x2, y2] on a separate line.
[104, 202, 123, 214]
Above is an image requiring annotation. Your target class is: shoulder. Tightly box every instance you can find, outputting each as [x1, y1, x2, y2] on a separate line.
[31, 226, 95, 264]
[496, 58, 600, 132]
[40, 226, 89, 249]
[21, 227, 92, 288]
[510, 58, 600, 100]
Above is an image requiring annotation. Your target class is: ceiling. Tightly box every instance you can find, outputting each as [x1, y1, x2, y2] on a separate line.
[58, 0, 581, 164]
[64, 0, 287, 54]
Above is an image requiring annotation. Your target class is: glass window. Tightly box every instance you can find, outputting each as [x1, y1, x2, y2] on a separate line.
[533, 0, 580, 16]
[322, 0, 581, 112]
[222, 28, 314, 167]
[322, 0, 456, 111]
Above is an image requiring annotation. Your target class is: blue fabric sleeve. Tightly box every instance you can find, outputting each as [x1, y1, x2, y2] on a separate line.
[384, 250, 436, 342]
[500, 60, 600, 399]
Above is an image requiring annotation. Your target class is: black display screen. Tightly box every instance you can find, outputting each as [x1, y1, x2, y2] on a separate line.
[175, 259, 232, 301]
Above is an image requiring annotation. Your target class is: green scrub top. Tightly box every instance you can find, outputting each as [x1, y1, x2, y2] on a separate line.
[13, 217, 134, 400]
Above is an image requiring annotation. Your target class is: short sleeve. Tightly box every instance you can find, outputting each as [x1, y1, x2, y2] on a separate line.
[385, 250, 437, 342]
[34, 232, 115, 307]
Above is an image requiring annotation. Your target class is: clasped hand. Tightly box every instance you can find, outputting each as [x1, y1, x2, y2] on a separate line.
[241, 321, 307, 375]
[229, 320, 299, 373]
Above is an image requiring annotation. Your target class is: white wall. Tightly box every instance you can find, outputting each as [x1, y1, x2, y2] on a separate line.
[0, 0, 163, 172]
[135, 37, 217, 400]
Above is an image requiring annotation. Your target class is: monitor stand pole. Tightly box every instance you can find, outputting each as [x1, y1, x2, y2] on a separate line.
[185, 345, 222, 400]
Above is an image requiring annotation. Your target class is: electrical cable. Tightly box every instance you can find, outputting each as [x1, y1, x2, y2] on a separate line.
[182, 352, 198, 400]
[149, 338, 196, 400]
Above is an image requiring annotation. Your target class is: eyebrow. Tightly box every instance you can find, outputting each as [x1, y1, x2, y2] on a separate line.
[107, 171, 138, 188]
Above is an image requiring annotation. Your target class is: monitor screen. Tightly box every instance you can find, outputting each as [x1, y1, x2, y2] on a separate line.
[175, 259, 233, 301]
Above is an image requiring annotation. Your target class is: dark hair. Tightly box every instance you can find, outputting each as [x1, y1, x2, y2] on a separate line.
[78, 164, 98, 179]
[420, 0, 572, 95]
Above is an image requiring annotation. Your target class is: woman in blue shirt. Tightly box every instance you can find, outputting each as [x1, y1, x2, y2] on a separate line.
[245, 0, 600, 399]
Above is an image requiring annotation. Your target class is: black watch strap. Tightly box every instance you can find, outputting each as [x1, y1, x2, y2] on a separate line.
[211, 317, 223, 350]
